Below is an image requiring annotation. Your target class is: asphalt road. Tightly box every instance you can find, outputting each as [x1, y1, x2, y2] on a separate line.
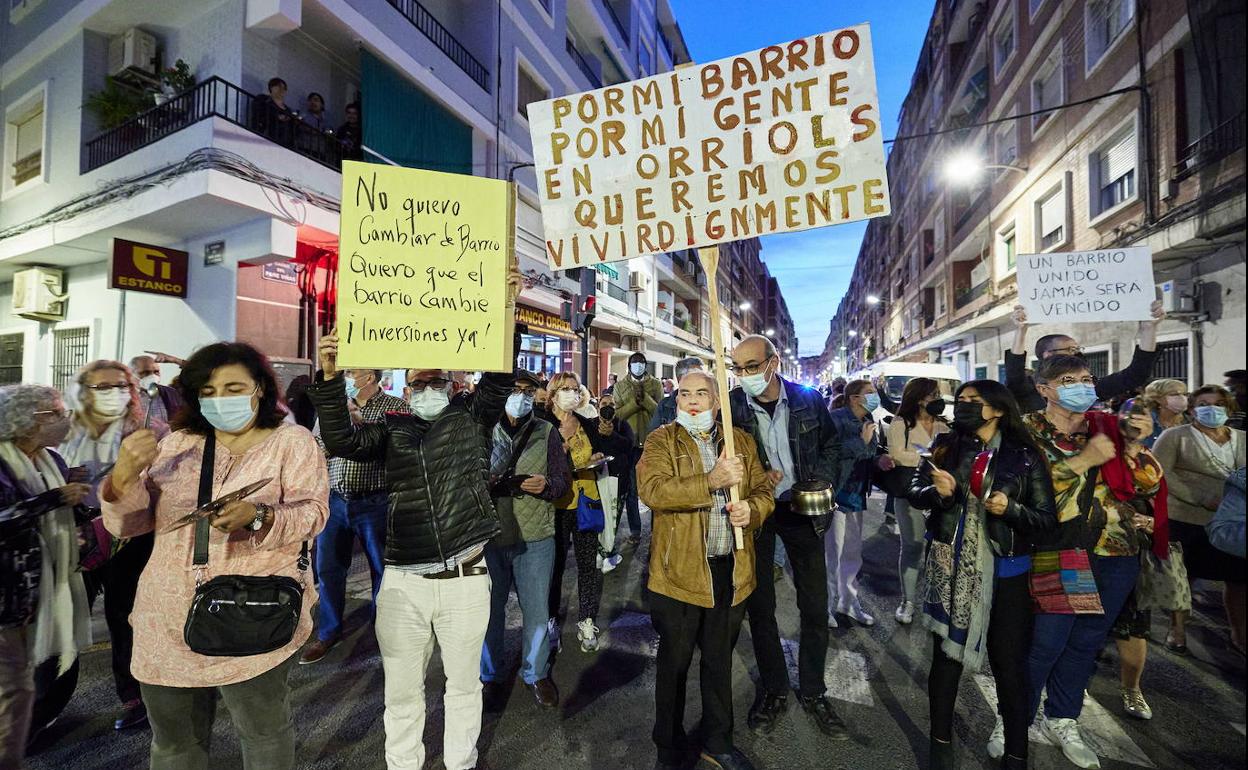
[26, 495, 1247, 769]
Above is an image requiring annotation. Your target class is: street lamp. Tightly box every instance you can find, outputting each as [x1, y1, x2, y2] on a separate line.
[866, 294, 882, 306]
[739, 301, 752, 311]
[944, 151, 1028, 184]
[848, 330, 858, 337]
[784, 347, 791, 354]
[765, 327, 775, 336]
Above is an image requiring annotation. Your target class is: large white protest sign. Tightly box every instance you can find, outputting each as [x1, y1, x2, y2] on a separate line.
[528, 24, 890, 269]
[1017, 246, 1156, 323]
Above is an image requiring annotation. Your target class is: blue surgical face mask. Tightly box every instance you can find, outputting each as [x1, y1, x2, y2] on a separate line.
[862, 393, 881, 412]
[740, 368, 772, 398]
[344, 376, 360, 401]
[505, 392, 534, 420]
[1055, 383, 1098, 413]
[676, 408, 714, 434]
[200, 392, 258, 433]
[1194, 405, 1228, 428]
[409, 387, 450, 421]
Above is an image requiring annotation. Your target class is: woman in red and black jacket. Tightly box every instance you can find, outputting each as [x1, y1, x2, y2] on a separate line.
[908, 380, 1057, 770]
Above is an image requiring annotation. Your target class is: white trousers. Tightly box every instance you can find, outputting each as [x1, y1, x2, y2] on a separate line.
[824, 507, 865, 612]
[375, 566, 491, 770]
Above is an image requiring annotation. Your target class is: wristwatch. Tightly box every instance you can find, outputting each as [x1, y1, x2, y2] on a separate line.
[248, 503, 272, 531]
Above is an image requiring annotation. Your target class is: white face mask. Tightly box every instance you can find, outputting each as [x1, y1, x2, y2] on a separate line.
[555, 390, 581, 412]
[505, 392, 534, 419]
[138, 374, 160, 391]
[91, 388, 131, 419]
[1164, 394, 1188, 414]
[739, 364, 773, 398]
[629, 362, 647, 378]
[409, 387, 450, 421]
[676, 408, 714, 434]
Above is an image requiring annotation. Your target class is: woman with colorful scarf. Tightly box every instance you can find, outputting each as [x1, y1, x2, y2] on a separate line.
[909, 380, 1057, 770]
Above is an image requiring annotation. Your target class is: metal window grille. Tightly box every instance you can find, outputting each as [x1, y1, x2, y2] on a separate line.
[51, 327, 90, 392]
[1083, 350, 1110, 380]
[1152, 340, 1190, 382]
[0, 333, 23, 385]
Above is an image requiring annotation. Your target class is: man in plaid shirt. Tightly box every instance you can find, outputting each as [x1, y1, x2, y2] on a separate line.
[301, 368, 409, 665]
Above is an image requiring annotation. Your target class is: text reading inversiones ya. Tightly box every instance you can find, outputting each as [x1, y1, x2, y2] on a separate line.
[528, 24, 891, 269]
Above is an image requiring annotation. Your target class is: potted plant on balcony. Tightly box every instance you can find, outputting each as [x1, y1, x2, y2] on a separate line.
[155, 59, 195, 104]
[85, 77, 152, 129]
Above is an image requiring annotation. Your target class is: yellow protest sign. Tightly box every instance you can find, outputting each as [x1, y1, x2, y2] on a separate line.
[336, 161, 515, 371]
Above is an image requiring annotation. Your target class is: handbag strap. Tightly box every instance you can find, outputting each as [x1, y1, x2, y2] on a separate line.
[192, 432, 216, 569]
[501, 418, 538, 480]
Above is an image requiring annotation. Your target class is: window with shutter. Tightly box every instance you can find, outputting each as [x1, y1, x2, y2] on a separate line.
[1037, 187, 1065, 250]
[1086, 0, 1134, 71]
[516, 65, 549, 121]
[5, 89, 45, 192]
[1032, 52, 1063, 130]
[1094, 125, 1137, 214]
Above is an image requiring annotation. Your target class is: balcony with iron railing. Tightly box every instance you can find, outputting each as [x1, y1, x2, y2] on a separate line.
[566, 37, 602, 89]
[1174, 112, 1245, 179]
[384, 0, 490, 91]
[84, 76, 347, 173]
[953, 279, 989, 310]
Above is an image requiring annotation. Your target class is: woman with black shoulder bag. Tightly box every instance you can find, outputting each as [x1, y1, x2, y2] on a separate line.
[883, 377, 949, 625]
[101, 343, 328, 770]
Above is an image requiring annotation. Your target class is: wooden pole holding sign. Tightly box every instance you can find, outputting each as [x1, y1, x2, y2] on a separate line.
[699, 246, 745, 552]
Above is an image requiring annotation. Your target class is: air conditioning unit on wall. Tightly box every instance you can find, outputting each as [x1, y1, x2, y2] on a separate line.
[108, 28, 158, 77]
[12, 267, 68, 322]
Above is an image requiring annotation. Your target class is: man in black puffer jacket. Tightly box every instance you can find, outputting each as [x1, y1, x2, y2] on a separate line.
[307, 331, 510, 770]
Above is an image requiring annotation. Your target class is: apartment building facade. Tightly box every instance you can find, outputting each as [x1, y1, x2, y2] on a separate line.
[822, 0, 1244, 391]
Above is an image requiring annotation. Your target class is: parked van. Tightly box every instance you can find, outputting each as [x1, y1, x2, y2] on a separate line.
[848, 361, 962, 421]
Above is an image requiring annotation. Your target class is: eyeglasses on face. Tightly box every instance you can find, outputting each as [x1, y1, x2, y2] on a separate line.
[555, 386, 580, 394]
[1052, 376, 1097, 387]
[34, 407, 71, 419]
[407, 378, 449, 392]
[85, 383, 129, 392]
[728, 360, 770, 376]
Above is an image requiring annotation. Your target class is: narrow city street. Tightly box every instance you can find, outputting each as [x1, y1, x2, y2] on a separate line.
[27, 495, 1246, 770]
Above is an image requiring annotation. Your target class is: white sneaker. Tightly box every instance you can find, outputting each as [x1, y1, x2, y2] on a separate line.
[547, 618, 561, 652]
[576, 618, 600, 652]
[845, 603, 876, 627]
[827, 610, 839, 629]
[1121, 688, 1153, 720]
[601, 553, 623, 574]
[894, 601, 915, 625]
[1042, 716, 1100, 769]
[986, 717, 1005, 760]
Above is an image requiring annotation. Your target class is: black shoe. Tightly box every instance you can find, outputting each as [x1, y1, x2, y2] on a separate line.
[114, 699, 148, 731]
[1001, 755, 1028, 770]
[699, 748, 756, 770]
[929, 736, 957, 770]
[800, 694, 849, 740]
[746, 692, 788, 734]
[654, 761, 683, 770]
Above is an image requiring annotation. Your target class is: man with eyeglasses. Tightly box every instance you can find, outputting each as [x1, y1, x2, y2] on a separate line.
[300, 369, 409, 666]
[726, 335, 848, 740]
[480, 370, 571, 709]
[1006, 301, 1165, 413]
[307, 334, 511, 770]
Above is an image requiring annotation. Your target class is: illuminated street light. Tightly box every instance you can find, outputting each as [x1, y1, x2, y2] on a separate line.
[739, 301, 752, 311]
[848, 330, 858, 337]
[784, 347, 792, 354]
[765, 327, 776, 336]
[944, 152, 1029, 185]
[866, 295, 881, 306]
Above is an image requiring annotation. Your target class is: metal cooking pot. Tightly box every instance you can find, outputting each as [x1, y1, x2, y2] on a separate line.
[790, 480, 834, 517]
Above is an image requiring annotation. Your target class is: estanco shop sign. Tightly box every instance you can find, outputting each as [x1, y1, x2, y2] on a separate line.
[110, 238, 189, 298]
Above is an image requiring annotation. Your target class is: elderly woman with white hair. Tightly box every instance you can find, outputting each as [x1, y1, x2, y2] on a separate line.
[543, 371, 630, 653]
[0, 384, 92, 767]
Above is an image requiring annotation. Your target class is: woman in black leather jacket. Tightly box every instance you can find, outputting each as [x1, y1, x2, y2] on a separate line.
[908, 380, 1057, 770]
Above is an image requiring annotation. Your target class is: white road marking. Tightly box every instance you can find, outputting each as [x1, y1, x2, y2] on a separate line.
[1231, 722, 1245, 736]
[781, 640, 875, 706]
[973, 675, 1155, 768]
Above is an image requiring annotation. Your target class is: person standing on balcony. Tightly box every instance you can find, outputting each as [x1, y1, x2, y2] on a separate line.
[299, 368, 409, 666]
[338, 102, 363, 162]
[1006, 302, 1166, 414]
[252, 77, 294, 147]
[727, 336, 848, 741]
[303, 92, 328, 131]
[613, 352, 663, 547]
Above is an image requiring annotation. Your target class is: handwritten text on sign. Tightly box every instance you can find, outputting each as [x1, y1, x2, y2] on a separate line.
[1016, 246, 1155, 323]
[337, 161, 513, 371]
[529, 24, 890, 269]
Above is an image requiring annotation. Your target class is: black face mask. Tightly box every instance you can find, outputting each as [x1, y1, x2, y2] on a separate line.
[925, 399, 946, 417]
[600, 405, 616, 421]
[952, 401, 989, 434]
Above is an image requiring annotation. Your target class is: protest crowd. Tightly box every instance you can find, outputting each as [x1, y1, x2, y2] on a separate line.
[0, 289, 1243, 770]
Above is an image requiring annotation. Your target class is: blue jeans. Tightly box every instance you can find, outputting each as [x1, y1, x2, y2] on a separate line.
[1027, 553, 1140, 719]
[481, 537, 556, 685]
[314, 491, 388, 642]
